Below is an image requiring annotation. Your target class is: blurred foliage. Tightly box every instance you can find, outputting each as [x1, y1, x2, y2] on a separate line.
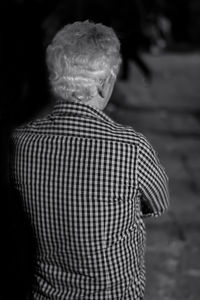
[143, 0, 200, 46]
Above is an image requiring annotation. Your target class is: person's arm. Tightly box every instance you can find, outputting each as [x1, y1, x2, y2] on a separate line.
[137, 134, 169, 217]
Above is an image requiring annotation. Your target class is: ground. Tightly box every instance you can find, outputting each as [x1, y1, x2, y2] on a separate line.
[106, 52, 200, 300]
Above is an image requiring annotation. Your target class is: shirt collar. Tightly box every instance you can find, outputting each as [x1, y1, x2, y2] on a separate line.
[51, 99, 114, 124]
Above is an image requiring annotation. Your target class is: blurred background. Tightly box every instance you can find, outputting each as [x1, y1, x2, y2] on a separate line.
[0, 0, 200, 299]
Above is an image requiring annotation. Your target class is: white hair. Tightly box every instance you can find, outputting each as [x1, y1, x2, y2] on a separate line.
[46, 20, 121, 102]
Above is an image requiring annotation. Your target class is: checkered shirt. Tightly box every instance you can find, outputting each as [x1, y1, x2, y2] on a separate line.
[10, 100, 169, 300]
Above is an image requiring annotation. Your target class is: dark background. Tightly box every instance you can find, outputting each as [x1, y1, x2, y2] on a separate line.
[1, 0, 200, 124]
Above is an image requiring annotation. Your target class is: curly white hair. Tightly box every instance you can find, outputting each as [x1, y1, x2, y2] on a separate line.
[46, 20, 121, 102]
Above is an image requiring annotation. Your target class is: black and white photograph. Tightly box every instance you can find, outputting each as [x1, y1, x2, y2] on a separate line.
[0, 0, 200, 299]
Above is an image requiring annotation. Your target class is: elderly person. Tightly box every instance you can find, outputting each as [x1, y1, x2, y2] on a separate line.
[10, 21, 169, 299]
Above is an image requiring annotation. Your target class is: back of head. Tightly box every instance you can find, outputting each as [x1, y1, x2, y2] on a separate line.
[46, 21, 121, 102]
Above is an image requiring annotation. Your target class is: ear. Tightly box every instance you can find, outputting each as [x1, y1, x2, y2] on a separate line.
[99, 75, 115, 100]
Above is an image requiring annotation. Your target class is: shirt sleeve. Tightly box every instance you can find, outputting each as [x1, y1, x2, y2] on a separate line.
[137, 134, 169, 217]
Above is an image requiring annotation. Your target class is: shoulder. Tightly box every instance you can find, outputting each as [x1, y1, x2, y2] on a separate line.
[11, 115, 52, 136]
[102, 117, 143, 145]
[137, 132, 154, 151]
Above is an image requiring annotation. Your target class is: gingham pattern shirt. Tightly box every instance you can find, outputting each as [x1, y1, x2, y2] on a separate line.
[10, 100, 169, 300]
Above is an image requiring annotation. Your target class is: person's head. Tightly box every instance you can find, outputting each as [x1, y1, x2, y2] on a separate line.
[46, 20, 121, 110]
